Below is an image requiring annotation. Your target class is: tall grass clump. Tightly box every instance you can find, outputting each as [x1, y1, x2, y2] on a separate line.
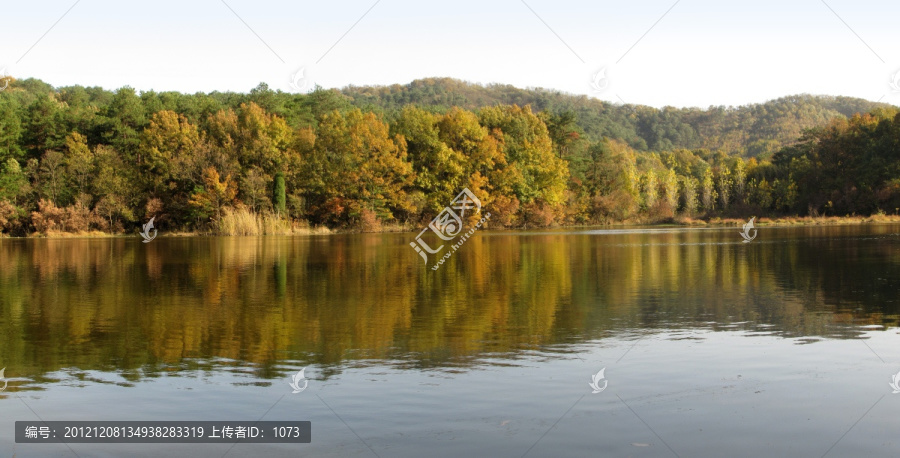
[215, 207, 293, 235]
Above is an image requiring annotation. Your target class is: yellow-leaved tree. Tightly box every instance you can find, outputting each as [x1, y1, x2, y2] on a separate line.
[189, 167, 238, 221]
[306, 109, 414, 226]
[478, 105, 569, 226]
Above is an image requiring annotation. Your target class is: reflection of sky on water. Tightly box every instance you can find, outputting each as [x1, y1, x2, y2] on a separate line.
[3, 329, 900, 457]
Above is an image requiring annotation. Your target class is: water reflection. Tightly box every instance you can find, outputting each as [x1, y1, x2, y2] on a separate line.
[1, 224, 899, 385]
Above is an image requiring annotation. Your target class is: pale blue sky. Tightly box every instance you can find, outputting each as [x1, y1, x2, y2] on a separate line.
[1, 0, 899, 108]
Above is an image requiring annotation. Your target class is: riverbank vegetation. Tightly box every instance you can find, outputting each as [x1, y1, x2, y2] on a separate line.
[0, 76, 898, 236]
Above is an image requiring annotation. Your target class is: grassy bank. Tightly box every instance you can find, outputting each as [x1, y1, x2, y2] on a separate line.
[674, 214, 900, 227]
[9, 213, 900, 239]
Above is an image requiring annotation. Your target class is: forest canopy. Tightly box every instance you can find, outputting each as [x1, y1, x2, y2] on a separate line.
[0, 76, 898, 235]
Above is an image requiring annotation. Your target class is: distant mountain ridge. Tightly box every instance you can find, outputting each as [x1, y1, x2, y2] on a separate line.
[340, 77, 895, 157]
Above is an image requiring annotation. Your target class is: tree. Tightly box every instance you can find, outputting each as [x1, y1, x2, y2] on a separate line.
[140, 110, 201, 194]
[233, 102, 292, 174]
[241, 166, 272, 212]
[22, 95, 68, 157]
[748, 178, 773, 209]
[38, 150, 68, 204]
[93, 145, 135, 229]
[0, 158, 29, 205]
[680, 175, 698, 214]
[732, 157, 747, 205]
[0, 97, 23, 163]
[206, 103, 293, 211]
[716, 165, 733, 210]
[65, 132, 94, 196]
[273, 171, 286, 215]
[392, 106, 465, 214]
[478, 105, 569, 206]
[104, 87, 147, 162]
[437, 107, 505, 220]
[662, 168, 679, 211]
[539, 110, 584, 160]
[189, 167, 238, 221]
[640, 170, 658, 210]
[306, 109, 414, 225]
[585, 139, 639, 222]
[701, 167, 716, 212]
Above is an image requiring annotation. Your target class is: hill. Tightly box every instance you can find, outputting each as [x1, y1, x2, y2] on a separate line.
[340, 77, 894, 157]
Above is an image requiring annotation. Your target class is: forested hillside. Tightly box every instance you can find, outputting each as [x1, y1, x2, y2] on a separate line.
[342, 78, 891, 156]
[0, 75, 898, 236]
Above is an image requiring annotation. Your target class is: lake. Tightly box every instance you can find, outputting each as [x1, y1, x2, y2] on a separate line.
[2, 224, 900, 457]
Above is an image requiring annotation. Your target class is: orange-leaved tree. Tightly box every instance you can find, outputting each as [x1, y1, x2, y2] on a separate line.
[189, 167, 237, 221]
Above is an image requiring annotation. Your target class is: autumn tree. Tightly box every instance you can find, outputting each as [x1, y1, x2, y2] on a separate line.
[189, 167, 238, 221]
[640, 170, 659, 210]
[205, 103, 293, 215]
[240, 166, 271, 212]
[392, 106, 465, 214]
[233, 102, 292, 174]
[661, 168, 679, 212]
[38, 150, 68, 204]
[478, 105, 569, 214]
[680, 175, 698, 214]
[141, 110, 201, 193]
[93, 145, 135, 229]
[584, 139, 639, 222]
[732, 157, 747, 205]
[307, 109, 414, 225]
[65, 132, 94, 197]
[701, 167, 716, 212]
[437, 107, 505, 224]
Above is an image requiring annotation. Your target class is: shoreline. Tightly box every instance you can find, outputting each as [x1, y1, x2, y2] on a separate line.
[3, 214, 900, 239]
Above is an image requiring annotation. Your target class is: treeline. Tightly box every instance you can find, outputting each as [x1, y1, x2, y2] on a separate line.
[0, 76, 899, 235]
[562, 106, 900, 221]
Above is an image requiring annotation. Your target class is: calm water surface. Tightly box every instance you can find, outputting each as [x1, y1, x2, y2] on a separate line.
[2, 224, 900, 457]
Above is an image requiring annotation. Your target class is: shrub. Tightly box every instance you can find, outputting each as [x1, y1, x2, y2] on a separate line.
[523, 201, 556, 228]
[357, 208, 382, 233]
[30, 199, 105, 233]
[489, 195, 520, 227]
[0, 200, 25, 235]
